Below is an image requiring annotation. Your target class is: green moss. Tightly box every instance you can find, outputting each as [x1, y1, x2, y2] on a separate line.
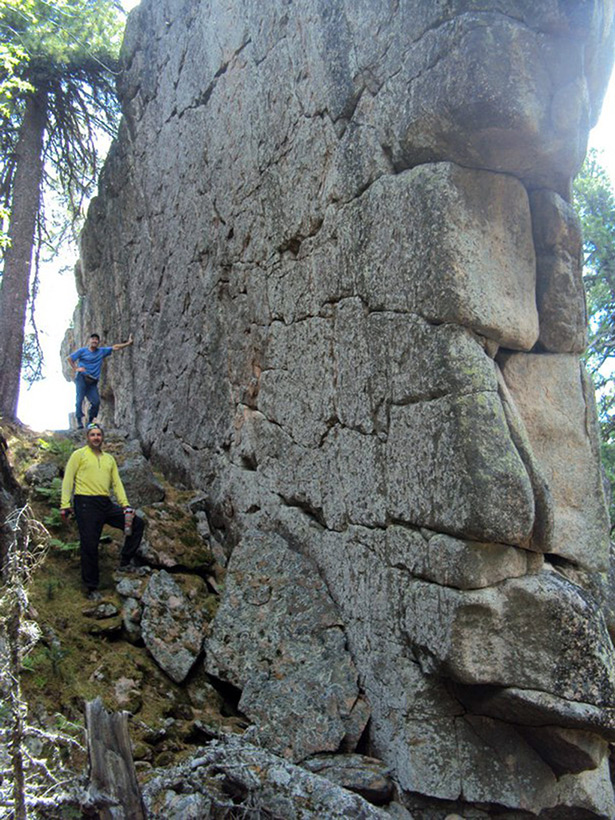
[19, 531, 230, 765]
[5, 422, 233, 776]
[203, 594, 220, 620]
[36, 436, 74, 468]
[179, 531, 202, 548]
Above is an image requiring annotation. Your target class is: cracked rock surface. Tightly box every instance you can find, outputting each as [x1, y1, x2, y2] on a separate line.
[204, 530, 369, 762]
[66, 1, 615, 816]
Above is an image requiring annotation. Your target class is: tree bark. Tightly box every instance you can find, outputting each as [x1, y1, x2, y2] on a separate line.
[84, 698, 146, 819]
[0, 86, 47, 420]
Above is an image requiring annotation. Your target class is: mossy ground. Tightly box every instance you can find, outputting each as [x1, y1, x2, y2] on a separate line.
[2, 422, 239, 782]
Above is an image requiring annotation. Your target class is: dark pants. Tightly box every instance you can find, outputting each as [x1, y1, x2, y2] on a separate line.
[74, 495, 144, 591]
[75, 373, 100, 426]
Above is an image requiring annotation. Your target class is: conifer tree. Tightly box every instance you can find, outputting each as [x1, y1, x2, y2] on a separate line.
[574, 149, 615, 526]
[0, 0, 123, 419]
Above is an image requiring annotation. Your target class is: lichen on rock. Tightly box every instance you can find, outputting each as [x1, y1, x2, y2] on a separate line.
[59, 0, 615, 816]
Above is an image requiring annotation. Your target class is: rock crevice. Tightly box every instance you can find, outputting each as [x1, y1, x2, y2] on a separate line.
[65, 1, 615, 816]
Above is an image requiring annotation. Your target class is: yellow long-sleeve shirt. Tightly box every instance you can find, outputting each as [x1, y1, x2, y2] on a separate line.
[61, 446, 129, 508]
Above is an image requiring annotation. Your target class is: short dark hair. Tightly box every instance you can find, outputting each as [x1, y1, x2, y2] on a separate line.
[89, 333, 100, 340]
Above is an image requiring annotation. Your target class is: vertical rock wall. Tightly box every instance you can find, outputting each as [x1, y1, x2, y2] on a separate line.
[67, 1, 615, 815]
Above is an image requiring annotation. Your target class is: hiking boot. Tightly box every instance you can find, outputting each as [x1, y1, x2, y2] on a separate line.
[86, 589, 102, 601]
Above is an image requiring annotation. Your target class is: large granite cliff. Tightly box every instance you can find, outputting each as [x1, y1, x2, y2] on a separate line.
[64, 1, 615, 816]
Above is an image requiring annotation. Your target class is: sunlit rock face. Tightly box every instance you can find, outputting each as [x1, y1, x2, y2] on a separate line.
[67, 1, 615, 815]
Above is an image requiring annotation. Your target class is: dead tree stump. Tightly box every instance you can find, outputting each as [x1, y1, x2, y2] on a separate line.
[84, 698, 146, 819]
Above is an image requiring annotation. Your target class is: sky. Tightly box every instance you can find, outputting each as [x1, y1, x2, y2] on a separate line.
[591, 71, 615, 182]
[16, 0, 140, 433]
[15, 32, 615, 433]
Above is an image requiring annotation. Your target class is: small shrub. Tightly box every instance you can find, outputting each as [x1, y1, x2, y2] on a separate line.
[34, 476, 63, 506]
[37, 437, 74, 468]
[49, 538, 80, 553]
[44, 507, 64, 528]
[21, 647, 48, 674]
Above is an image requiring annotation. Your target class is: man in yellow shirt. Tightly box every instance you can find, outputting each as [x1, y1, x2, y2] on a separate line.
[61, 423, 144, 599]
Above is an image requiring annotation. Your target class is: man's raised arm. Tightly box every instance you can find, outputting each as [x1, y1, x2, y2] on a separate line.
[112, 333, 134, 352]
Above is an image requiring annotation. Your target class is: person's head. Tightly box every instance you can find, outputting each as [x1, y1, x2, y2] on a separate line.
[88, 333, 100, 350]
[85, 423, 104, 449]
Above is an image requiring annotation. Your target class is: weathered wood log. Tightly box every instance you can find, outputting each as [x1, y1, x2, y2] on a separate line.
[84, 698, 146, 819]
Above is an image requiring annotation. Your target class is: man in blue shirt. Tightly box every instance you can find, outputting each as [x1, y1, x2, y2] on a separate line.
[67, 332, 133, 428]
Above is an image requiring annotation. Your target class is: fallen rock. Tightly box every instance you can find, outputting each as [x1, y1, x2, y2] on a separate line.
[205, 531, 369, 761]
[141, 734, 392, 819]
[119, 453, 165, 505]
[141, 570, 207, 683]
[303, 753, 394, 805]
[120, 596, 142, 643]
[114, 676, 143, 714]
[115, 574, 150, 600]
[24, 461, 59, 486]
[138, 506, 214, 571]
[82, 602, 119, 620]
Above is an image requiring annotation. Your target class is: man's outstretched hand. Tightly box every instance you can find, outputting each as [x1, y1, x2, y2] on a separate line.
[60, 508, 73, 521]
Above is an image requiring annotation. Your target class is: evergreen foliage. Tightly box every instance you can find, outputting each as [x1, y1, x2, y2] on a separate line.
[0, 0, 123, 216]
[0, 0, 124, 419]
[574, 149, 615, 527]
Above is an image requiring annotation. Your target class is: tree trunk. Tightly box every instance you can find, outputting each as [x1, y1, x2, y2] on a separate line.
[0, 86, 47, 420]
[84, 698, 146, 819]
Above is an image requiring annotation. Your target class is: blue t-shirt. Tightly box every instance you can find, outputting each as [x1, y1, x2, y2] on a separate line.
[70, 346, 113, 379]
